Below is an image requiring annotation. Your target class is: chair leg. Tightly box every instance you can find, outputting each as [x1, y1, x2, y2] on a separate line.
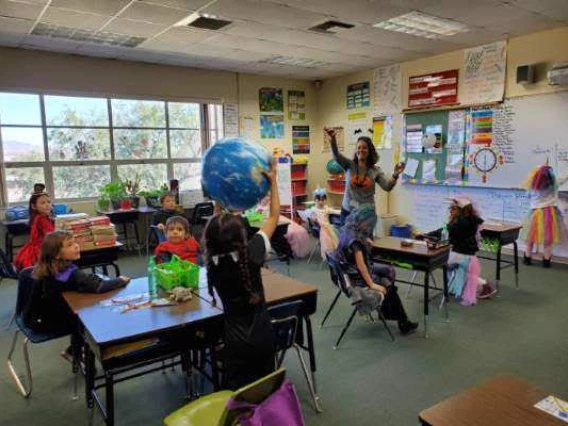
[307, 241, 320, 264]
[7, 330, 33, 398]
[333, 307, 358, 350]
[405, 271, 418, 299]
[5, 310, 15, 330]
[320, 290, 341, 328]
[294, 344, 323, 413]
[376, 309, 396, 342]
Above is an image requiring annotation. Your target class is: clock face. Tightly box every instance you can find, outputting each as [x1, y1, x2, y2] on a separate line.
[473, 148, 497, 172]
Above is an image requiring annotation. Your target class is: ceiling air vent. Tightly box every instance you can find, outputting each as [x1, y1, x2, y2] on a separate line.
[188, 16, 232, 31]
[309, 20, 355, 34]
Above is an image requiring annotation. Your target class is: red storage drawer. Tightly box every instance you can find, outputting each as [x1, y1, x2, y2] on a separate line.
[292, 180, 307, 195]
[329, 180, 345, 193]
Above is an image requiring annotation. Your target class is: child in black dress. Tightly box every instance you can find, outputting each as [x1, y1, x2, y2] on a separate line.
[203, 160, 280, 390]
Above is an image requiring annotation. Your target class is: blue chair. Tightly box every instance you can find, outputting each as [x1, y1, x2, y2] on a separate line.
[268, 300, 322, 413]
[306, 218, 323, 267]
[324, 253, 395, 349]
[6, 268, 78, 398]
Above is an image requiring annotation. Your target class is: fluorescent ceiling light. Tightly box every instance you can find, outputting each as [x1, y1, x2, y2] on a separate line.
[373, 11, 468, 39]
[261, 55, 328, 68]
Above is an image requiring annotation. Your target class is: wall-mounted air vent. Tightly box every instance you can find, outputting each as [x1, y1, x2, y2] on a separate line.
[309, 20, 355, 34]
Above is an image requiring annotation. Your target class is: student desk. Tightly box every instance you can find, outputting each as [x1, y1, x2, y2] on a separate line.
[63, 269, 318, 425]
[419, 375, 565, 426]
[76, 242, 123, 276]
[0, 218, 29, 261]
[479, 223, 522, 289]
[371, 236, 451, 338]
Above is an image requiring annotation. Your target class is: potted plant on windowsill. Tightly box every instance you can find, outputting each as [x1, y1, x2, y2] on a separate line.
[139, 184, 169, 209]
[99, 181, 127, 210]
[124, 174, 141, 209]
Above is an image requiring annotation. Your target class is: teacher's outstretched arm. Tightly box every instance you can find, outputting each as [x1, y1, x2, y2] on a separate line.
[325, 127, 350, 169]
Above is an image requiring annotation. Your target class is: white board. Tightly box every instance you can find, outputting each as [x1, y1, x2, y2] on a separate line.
[468, 91, 568, 189]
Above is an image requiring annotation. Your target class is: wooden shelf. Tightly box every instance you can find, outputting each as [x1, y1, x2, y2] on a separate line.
[327, 191, 344, 195]
[327, 178, 345, 182]
[292, 177, 307, 181]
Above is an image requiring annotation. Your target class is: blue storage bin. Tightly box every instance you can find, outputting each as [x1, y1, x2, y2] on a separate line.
[53, 204, 68, 215]
[389, 224, 412, 238]
[5, 205, 29, 221]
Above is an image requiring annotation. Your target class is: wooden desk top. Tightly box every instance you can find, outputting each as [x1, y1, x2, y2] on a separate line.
[480, 223, 523, 233]
[63, 278, 221, 346]
[419, 375, 565, 426]
[372, 236, 450, 258]
[80, 241, 123, 253]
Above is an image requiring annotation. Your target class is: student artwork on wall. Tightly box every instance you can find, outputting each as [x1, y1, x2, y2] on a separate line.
[373, 64, 401, 116]
[260, 115, 284, 139]
[408, 70, 458, 109]
[322, 126, 344, 153]
[292, 125, 310, 154]
[346, 82, 370, 110]
[259, 88, 284, 113]
[462, 41, 506, 105]
[372, 116, 393, 149]
[288, 90, 305, 120]
[346, 111, 371, 148]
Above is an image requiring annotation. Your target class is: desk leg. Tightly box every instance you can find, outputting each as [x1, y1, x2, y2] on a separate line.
[304, 316, 322, 411]
[495, 244, 502, 290]
[85, 348, 95, 408]
[105, 371, 115, 426]
[6, 233, 13, 262]
[442, 265, 449, 322]
[423, 272, 429, 339]
[513, 241, 519, 289]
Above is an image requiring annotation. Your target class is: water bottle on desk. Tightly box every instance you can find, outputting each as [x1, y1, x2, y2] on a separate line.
[148, 257, 157, 299]
[440, 224, 449, 245]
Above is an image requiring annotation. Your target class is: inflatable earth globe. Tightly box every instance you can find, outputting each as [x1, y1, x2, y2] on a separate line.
[201, 137, 271, 211]
[326, 159, 344, 175]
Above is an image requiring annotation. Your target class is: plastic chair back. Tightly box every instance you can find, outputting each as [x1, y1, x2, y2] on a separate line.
[150, 225, 166, 243]
[307, 218, 320, 239]
[0, 247, 17, 280]
[268, 301, 303, 355]
[191, 202, 215, 226]
[325, 252, 351, 298]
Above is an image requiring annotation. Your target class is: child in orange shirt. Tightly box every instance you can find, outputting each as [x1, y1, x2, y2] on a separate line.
[154, 216, 200, 264]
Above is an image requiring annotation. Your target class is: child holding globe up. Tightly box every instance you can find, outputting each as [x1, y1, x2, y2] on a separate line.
[203, 158, 280, 390]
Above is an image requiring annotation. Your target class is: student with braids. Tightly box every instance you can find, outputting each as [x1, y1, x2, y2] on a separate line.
[203, 159, 280, 390]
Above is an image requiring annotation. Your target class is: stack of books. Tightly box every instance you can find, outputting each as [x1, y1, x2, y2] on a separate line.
[56, 215, 116, 251]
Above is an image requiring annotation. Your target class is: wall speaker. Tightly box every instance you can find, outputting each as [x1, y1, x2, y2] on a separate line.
[517, 65, 535, 84]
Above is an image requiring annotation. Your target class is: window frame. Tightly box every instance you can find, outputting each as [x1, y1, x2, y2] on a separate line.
[0, 91, 223, 206]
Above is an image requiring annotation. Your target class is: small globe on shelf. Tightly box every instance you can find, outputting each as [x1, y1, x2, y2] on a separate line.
[326, 159, 344, 175]
[201, 137, 271, 211]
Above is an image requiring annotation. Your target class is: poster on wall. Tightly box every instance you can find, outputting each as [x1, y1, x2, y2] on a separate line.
[322, 126, 344, 153]
[408, 69, 458, 109]
[346, 82, 370, 110]
[288, 90, 306, 120]
[462, 41, 506, 105]
[346, 112, 371, 147]
[259, 88, 284, 113]
[372, 116, 393, 149]
[223, 103, 239, 137]
[292, 125, 310, 154]
[260, 115, 284, 139]
[373, 64, 401, 116]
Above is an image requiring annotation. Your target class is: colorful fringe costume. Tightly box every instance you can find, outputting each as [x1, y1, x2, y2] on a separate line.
[448, 253, 481, 306]
[520, 166, 567, 246]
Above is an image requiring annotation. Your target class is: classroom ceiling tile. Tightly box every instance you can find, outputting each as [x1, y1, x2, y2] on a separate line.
[50, 0, 131, 16]
[202, 0, 330, 31]
[491, 12, 565, 36]
[139, 0, 212, 11]
[103, 18, 168, 38]
[184, 42, 273, 62]
[140, 26, 215, 48]
[75, 43, 125, 58]
[0, 0, 43, 20]
[119, 1, 190, 25]
[40, 7, 112, 31]
[0, 15, 34, 33]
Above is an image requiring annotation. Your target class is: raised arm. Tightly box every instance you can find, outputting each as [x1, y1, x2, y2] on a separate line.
[260, 159, 280, 240]
[325, 127, 350, 169]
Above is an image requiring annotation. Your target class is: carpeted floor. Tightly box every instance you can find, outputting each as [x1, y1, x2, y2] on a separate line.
[1, 249, 567, 425]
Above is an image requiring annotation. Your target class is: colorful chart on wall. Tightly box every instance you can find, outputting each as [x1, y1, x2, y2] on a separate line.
[292, 125, 310, 154]
[372, 116, 393, 149]
[259, 88, 283, 113]
[260, 115, 284, 139]
[346, 82, 370, 110]
[288, 90, 305, 120]
[408, 69, 458, 109]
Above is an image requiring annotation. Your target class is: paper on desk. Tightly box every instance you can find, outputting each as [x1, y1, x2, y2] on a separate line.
[535, 396, 568, 423]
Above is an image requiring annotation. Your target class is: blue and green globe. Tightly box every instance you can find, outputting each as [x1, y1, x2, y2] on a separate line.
[201, 138, 271, 211]
[326, 159, 344, 175]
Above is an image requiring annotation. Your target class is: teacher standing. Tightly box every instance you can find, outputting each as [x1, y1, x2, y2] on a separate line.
[326, 128, 405, 226]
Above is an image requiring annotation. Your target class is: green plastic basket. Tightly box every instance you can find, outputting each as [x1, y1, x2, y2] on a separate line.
[154, 255, 199, 291]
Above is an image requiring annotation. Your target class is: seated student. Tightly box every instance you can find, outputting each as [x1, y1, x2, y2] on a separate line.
[309, 188, 339, 258]
[335, 206, 418, 335]
[423, 198, 497, 305]
[152, 192, 178, 231]
[154, 216, 200, 264]
[23, 230, 130, 359]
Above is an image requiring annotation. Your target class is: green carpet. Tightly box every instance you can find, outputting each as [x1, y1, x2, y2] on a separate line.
[1, 251, 567, 425]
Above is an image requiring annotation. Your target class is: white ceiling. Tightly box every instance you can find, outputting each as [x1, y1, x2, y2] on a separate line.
[0, 0, 567, 79]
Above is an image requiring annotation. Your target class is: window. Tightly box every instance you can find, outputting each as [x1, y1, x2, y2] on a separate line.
[0, 92, 221, 205]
